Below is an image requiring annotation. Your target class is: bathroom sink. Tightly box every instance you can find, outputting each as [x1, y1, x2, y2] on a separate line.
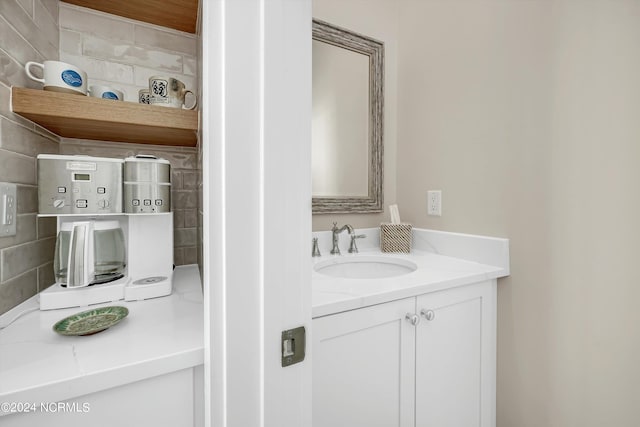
[314, 255, 417, 279]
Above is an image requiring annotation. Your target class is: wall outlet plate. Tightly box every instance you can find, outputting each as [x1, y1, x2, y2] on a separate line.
[427, 190, 442, 216]
[0, 183, 17, 237]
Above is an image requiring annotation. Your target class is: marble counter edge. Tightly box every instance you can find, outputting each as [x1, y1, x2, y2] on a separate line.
[1, 346, 204, 408]
[312, 268, 505, 318]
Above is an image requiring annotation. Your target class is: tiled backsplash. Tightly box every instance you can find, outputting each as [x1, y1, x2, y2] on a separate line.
[59, 3, 198, 103]
[0, 1, 200, 315]
[0, 0, 60, 315]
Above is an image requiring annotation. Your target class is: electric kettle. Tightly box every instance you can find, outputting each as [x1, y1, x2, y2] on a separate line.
[53, 219, 126, 287]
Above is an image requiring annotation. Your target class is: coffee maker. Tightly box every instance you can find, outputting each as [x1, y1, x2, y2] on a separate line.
[37, 154, 174, 310]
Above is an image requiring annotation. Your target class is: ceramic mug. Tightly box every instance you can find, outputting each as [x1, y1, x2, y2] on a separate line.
[88, 85, 124, 101]
[24, 60, 87, 95]
[138, 89, 151, 104]
[149, 76, 197, 110]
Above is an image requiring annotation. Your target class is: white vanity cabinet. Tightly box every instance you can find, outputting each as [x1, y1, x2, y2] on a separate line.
[313, 298, 416, 427]
[414, 280, 496, 427]
[313, 280, 496, 427]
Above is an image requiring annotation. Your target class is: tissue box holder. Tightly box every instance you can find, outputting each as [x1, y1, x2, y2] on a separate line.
[380, 223, 412, 253]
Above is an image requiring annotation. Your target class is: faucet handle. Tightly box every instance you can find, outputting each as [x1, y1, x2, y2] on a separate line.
[348, 234, 366, 254]
[312, 237, 321, 257]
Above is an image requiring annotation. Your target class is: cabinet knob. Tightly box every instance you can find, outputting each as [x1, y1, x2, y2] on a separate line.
[405, 313, 420, 326]
[420, 309, 435, 321]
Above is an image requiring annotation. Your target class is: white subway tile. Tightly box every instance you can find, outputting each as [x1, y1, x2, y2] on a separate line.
[1, 237, 55, 282]
[59, 141, 196, 167]
[37, 216, 56, 239]
[38, 262, 55, 291]
[0, 148, 36, 185]
[0, 84, 37, 129]
[34, 0, 59, 48]
[0, 270, 37, 315]
[0, 50, 36, 89]
[60, 52, 134, 85]
[83, 35, 183, 73]
[174, 228, 197, 248]
[59, 3, 134, 42]
[183, 55, 197, 77]
[60, 29, 82, 55]
[0, 214, 36, 250]
[16, 185, 38, 214]
[0, 117, 58, 157]
[182, 246, 197, 265]
[134, 25, 197, 56]
[0, 15, 44, 65]
[38, 0, 57, 23]
[60, 139, 138, 158]
[15, 0, 33, 18]
[33, 123, 61, 142]
[0, 1, 57, 60]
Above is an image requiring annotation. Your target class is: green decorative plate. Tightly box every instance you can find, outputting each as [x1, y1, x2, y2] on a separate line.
[53, 306, 129, 336]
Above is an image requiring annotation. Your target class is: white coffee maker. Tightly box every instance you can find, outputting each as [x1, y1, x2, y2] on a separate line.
[37, 154, 174, 310]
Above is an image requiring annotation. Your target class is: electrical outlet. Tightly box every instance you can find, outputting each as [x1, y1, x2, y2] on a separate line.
[0, 183, 17, 236]
[427, 190, 441, 216]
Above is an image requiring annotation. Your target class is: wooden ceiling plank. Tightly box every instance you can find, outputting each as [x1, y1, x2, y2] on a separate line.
[60, 0, 199, 34]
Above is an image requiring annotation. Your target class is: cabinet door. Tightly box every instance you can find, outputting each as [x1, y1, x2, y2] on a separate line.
[313, 298, 416, 427]
[415, 281, 496, 427]
[1, 367, 198, 427]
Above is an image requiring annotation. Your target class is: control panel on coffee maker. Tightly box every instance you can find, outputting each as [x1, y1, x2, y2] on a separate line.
[36, 154, 174, 311]
[37, 154, 123, 215]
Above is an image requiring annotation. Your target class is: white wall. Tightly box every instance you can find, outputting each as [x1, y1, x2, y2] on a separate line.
[396, 1, 640, 426]
[312, 0, 398, 231]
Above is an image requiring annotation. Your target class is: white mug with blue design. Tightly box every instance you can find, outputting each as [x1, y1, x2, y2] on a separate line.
[88, 85, 124, 101]
[24, 60, 88, 96]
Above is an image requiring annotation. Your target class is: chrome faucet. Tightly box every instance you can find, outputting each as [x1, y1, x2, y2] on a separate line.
[330, 222, 354, 255]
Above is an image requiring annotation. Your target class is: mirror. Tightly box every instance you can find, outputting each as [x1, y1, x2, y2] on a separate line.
[312, 19, 384, 213]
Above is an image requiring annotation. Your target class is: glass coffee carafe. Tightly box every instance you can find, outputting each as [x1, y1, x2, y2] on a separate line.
[54, 220, 126, 287]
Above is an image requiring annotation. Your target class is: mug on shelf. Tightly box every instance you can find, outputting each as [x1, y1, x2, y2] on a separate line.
[138, 89, 151, 104]
[24, 60, 87, 95]
[149, 76, 197, 110]
[88, 85, 124, 101]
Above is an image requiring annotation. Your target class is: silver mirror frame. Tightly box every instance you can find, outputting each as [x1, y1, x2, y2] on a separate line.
[312, 19, 384, 214]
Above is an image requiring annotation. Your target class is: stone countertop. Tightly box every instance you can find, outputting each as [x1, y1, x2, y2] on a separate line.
[311, 228, 510, 318]
[0, 265, 203, 409]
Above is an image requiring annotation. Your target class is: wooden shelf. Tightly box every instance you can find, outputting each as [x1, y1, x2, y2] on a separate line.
[11, 87, 198, 147]
[61, 0, 199, 34]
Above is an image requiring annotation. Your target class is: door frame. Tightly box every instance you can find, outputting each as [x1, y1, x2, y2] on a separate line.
[201, 0, 312, 426]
